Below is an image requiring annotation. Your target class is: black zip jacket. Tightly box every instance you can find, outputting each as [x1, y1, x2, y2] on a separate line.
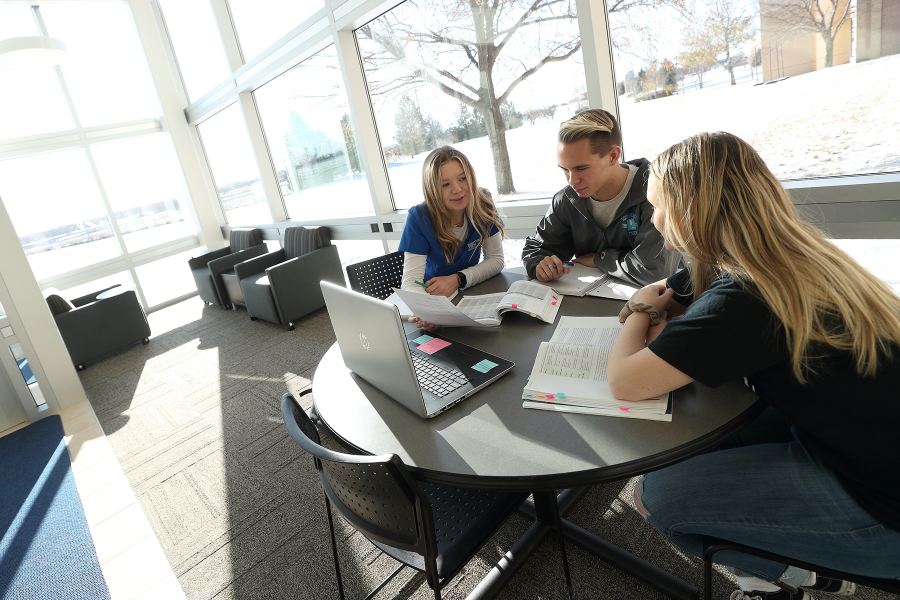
[521, 158, 683, 286]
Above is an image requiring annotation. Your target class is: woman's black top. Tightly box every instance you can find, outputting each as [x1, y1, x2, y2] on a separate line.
[649, 269, 900, 532]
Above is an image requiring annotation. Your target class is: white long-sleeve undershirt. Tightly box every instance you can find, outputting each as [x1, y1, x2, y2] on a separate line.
[401, 228, 504, 293]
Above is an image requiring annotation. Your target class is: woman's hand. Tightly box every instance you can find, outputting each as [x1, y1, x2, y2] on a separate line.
[631, 284, 675, 313]
[425, 275, 459, 297]
[645, 312, 668, 345]
[409, 315, 439, 331]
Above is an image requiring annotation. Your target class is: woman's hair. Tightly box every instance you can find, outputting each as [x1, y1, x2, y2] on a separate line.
[421, 146, 504, 264]
[558, 109, 622, 157]
[650, 131, 900, 382]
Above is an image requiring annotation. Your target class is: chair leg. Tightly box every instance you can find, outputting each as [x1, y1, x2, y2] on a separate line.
[323, 495, 346, 600]
[703, 551, 714, 600]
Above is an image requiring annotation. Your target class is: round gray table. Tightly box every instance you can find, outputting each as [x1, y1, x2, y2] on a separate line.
[313, 271, 764, 600]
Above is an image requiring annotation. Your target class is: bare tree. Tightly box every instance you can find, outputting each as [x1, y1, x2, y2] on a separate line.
[359, 0, 682, 195]
[678, 21, 724, 89]
[706, 0, 756, 85]
[761, 0, 850, 67]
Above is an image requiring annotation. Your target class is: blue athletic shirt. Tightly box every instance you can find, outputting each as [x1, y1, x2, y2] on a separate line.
[398, 204, 502, 281]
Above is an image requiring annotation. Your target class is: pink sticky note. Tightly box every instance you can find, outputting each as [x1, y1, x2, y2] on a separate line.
[552, 295, 558, 300]
[416, 338, 451, 355]
[546, 394, 555, 399]
[512, 303, 518, 309]
[552, 302, 557, 306]
[619, 407, 630, 411]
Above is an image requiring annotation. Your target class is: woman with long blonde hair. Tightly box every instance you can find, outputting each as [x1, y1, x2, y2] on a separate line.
[399, 146, 504, 303]
[608, 132, 900, 599]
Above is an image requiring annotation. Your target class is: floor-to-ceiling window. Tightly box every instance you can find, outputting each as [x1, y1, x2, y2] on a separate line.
[0, 2, 202, 311]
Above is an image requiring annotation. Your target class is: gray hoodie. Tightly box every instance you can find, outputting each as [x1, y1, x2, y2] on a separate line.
[522, 158, 683, 287]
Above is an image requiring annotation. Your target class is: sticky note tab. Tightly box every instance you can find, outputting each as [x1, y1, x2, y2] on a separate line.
[546, 394, 555, 399]
[557, 393, 566, 398]
[531, 313, 537, 318]
[413, 334, 434, 344]
[417, 338, 451, 355]
[537, 394, 546, 398]
[619, 407, 630, 411]
[552, 295, 558, 300]
[524, 393, 534, 397]
[511, 303, 518, 309]
[551, 302, 557, 306]
[471, 359, 499, 373]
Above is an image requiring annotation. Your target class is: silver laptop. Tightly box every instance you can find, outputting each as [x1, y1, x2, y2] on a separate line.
[321, 281, 515, 418]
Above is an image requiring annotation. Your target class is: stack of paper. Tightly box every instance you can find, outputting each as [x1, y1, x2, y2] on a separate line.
[522, 316, 673, 421]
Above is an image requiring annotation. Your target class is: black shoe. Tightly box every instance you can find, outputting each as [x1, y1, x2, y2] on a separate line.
[730, 589, 814, 600]
[802, 576, 857, 596]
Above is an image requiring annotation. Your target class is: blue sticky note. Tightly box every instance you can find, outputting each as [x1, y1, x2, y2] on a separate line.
[471, 359, 499, 373]
[413, 334, 435, 345]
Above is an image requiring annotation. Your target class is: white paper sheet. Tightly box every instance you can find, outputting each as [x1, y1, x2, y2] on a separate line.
[394, 288, 488, 327]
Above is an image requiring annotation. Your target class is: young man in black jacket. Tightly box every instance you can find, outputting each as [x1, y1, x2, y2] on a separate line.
[522, 109, 682, 287]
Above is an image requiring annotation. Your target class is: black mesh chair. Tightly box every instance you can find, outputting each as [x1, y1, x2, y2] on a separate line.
[281, 391, 528, 600]
[703, 537, 900, 599]
[345, 251, 404, 300]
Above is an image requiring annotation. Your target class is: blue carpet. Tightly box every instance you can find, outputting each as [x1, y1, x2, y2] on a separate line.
[14, 360, 34, 386]
[0, 416, 111, 600]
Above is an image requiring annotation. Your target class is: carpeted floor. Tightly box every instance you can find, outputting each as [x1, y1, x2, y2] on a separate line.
[76, 298, 898, 600]
[0, 416, 111, 600]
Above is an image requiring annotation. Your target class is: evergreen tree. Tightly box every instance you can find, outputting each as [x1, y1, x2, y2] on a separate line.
[394, 95, 427, 158]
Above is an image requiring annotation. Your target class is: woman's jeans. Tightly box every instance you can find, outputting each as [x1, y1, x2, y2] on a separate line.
[637, 407, 900, 582]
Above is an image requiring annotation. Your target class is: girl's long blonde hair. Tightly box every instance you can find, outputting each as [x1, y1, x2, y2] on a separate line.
[421, 146, 504, 264]
[650, 132, 900, 382]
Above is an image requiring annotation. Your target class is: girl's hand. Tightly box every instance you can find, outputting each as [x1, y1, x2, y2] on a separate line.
[631, 285, 674, 313]
[425, 275, 459, 297]
[408, 315, 439, 331]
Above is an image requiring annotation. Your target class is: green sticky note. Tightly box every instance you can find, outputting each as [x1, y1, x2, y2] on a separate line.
[471, 359, 499, 373]
[413, 334, 435, 344]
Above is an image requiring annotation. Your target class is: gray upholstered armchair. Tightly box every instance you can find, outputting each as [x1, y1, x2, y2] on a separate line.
[188, 228, 268, 307]
[235, 226, 345, 330]
[44, 285, 151, 371]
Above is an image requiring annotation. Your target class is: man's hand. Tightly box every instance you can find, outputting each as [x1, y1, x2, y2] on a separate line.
[573, 253, 597, 268]
[424, 275, 458, 298]
[631, 284, 675, 313]
[535, 255, 570, 282]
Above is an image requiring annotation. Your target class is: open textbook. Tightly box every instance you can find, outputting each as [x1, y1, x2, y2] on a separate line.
[522, 316, 673, 421]
[395, 280, 562, 327]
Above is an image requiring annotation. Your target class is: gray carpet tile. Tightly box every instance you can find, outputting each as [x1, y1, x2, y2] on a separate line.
[77, 298, 900, 600]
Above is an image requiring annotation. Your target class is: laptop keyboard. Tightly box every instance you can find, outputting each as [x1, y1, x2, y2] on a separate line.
[411, 353, 470, 398]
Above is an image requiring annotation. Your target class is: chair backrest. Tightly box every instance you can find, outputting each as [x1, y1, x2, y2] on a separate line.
[345, 252, 404, 300]
[283, 226, 331, 261]
[43, 288, 74, 316]
[281, 393, 428, 552]
[230, 228, 263, 252]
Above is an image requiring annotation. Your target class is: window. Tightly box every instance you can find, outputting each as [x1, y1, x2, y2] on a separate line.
[58, 272, 136, 302]
[255, 45, 373, 221]
[332, 240, 386, 286]
[0, 148, 121, 281]
[357, 0, 586, 209]
[9, 343, 45, 407]
[158, 0, 232, 102]
[228, 0, 325, 63]
[0, 6, 73, 140]
[197, 103, 273, 225]
[830, 239, 900, 294]
[41, 2, 158, 127]
[91, 135, 197, 252]
[610, 0, 900, 178]
[136, 248, 202, 307]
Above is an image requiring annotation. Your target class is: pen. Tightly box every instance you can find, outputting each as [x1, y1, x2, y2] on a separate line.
[549, 262, 575, 269]
[414, 280, 429, 288]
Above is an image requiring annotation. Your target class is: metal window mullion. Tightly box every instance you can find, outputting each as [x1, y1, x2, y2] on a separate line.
[210, 0, 244, 71]
[191, 124, 229, 226]
[329, 17, 392, 252]
[34, 6, 151, 311]
[238, 92, 288, 222]
[575, 0, 620, 122]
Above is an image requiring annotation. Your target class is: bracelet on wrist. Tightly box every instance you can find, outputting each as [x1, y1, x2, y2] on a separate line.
[618, 300, 661, 326]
